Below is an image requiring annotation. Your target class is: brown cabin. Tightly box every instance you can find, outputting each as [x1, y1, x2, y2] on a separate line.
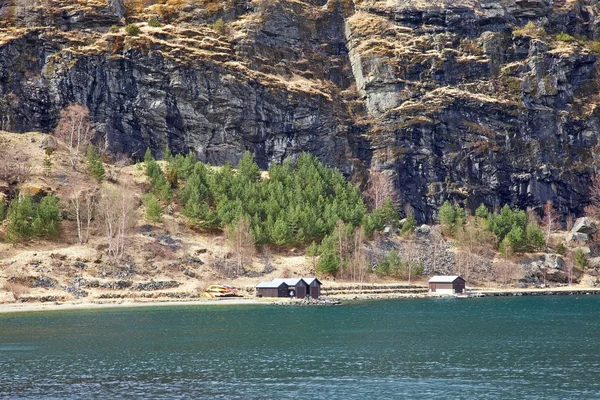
[255, 278, 322, 299]
[255, 281, 289, 298]
[304, 278, 322, 299]
[428, 275, 466, 295]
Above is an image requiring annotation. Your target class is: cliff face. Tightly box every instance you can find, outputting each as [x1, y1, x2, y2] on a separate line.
[1, 0, 600, 219]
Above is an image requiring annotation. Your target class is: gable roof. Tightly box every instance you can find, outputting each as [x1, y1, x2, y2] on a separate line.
[272, 278, 306, 286]
[303, 278, 321, 285]
[428, 275, 465, 283]
[256, 281, 288, 289]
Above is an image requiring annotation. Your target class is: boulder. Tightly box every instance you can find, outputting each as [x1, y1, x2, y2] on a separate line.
[415, 224, 431, 235]
[544, 253, 564, 270]
[571, 217, 597, 235]
[566, 232, 589, 243]
[576, 246, 591, 255]
[39, 135, 56, 151]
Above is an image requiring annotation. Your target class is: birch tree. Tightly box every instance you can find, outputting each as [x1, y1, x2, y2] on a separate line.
[54, 104, 94, 169]
[69, 189, 97, 244]
[99, 186, 137, 264]
[364, 168, 398, 211]
[543, 200, 558, 245]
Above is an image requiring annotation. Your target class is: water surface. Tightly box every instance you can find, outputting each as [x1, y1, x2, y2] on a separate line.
[1, 296, 599, 399]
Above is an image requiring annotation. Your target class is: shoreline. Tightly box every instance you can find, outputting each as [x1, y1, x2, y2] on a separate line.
[1, 286, 599, 314]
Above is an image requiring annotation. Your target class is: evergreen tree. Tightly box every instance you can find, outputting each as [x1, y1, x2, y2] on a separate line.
[143, 194, 162, 222]
[574, 248, 589, 269]
[237, 151, 261, 182]
[6, 195, 61, 242]
[145, 154, 172, 201]
[317, 235, 340, 276]
[0, 200, 6, 221]
[5, 196, 36, 242]
[475, 203, 489, 218]
[400, 214, 417, 236]
[438, 200, 456, 234]
[32, 195, 61, 237]
[163, 145, 173, 163]
[86, 147, 105, 182]
[144, 147, 153, 163]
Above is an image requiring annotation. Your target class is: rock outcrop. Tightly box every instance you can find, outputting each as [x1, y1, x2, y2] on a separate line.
[1, 0, 600, 220]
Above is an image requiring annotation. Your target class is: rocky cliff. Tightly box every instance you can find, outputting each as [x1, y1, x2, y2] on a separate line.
[1, 0, 600, 220]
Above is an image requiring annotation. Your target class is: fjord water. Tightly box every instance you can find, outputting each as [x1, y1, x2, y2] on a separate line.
[1, 297, 599, 399]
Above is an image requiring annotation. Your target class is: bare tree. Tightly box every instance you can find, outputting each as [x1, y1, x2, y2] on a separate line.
[0, 149, 31, 184]
[403, 241, 418, 284]
[69, 189, 97, 244]
[226, 215, 256, 275]
[455, 219, 495, 282]
[564, 251, 574, 286]
[54, 103, 94, 169]
[429, 225, 445, 272]
[98, 186, 137, 264]
[348, 226, 368, 285]
[333, 220, 350, 266]
[364, 168, 398, 211]
[543, 200, 558, 245]
[494, 260, 519, 287]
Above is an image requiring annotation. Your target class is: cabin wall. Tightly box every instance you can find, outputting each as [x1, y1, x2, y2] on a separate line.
[430, 283, 454, 295]
[309, 283, 320, 299]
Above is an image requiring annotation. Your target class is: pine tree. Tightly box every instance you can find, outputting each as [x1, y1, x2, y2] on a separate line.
[32, 195, 61, 237]
[5, 196, 36, 242]
[143, 194, 162, 222]
[86, 146, 105, 182]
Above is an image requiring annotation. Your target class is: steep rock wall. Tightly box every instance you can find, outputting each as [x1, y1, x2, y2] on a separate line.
[0, 0, 600, 220]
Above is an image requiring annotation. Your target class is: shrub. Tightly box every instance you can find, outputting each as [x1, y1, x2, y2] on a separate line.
[148, 18, 161, 28]
[109, 25, 120, 33]
[555, 242, 567, 255]
[513, 21, 546, 38]
[212, 18, 226, 35]
[586, 40, 600, 54]
[556, 32, 574, 42]
[125, 24, 141, 36]
[574, 248, 589, 269]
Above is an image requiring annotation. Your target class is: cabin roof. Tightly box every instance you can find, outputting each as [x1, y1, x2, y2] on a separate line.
[428, 275, 465, 283]
[303, 278, 321, 285]
[257, 278, 321, 288]
[256, 281, 288, 289]
[272, 278, 305, 286]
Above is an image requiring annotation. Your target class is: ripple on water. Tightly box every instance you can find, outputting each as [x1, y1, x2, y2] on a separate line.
[1, 296, 600, 399]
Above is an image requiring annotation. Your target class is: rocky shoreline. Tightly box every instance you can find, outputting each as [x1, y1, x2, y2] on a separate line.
[1, 287, 599, 313]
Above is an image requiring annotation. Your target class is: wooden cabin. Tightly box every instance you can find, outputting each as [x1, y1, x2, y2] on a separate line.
[428, 276, 466, 295]
[255, 281, 288, 298]
[272, 278, 308, 298]
[255, 278, 322, 299]
[304, 278, 322, 299]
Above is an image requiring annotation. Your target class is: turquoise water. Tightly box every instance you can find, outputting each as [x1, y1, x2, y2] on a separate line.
[1, 296, 599, 399]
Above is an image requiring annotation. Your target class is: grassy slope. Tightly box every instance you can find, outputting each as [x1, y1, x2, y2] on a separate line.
[0, 131, 428, 304]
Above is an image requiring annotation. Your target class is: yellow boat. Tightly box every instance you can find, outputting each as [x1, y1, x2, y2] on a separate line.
[203, 285, 243, 298]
